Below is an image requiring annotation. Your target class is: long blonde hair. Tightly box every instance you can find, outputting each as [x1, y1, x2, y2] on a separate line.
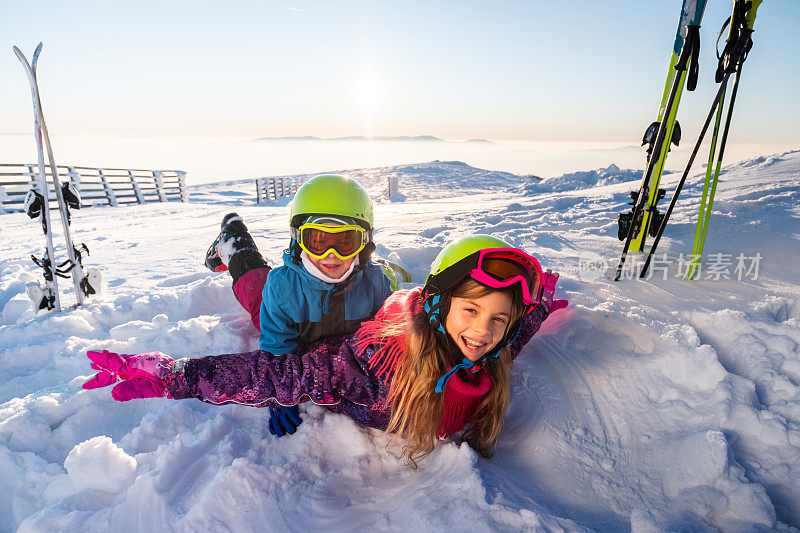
[383, 279, 528, 467]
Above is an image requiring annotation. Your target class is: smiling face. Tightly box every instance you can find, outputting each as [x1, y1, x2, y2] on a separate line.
[307, 251, 355, 280]
[444, 290, 514, 362]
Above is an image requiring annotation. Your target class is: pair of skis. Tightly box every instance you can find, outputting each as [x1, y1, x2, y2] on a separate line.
[615, 0, 762, 281]
[640, 0, 762, 280]
[617, 0, 707, 253]
[615, 0, 707, 281]
[14, 43, 100, 312]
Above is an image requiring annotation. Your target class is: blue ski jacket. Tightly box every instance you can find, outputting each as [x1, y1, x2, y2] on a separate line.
[258, 249, 392, 355]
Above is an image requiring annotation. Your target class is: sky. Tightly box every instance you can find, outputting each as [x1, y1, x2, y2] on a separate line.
[0, 0, 798, 145]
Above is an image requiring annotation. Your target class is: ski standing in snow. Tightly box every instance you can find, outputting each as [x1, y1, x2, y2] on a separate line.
[615, 0, 708, 281]
[615, 0, 763, 282]
[639, 0, 763, 279]
[14, 43, 101, 312]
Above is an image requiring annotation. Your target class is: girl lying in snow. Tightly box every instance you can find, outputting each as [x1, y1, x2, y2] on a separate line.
[83, 235, 567, 466]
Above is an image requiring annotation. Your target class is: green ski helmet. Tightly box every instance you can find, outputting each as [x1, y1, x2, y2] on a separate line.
[425, 233, 542, 306]
[289, 174, 374, 229]
[427, 235, 513, 285]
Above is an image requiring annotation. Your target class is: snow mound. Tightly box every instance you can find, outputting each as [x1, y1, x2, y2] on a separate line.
[64, 436, 137, 493]
[351, 160, 527, 199]
[734, 148, 800, 169]
[527, 164, 643, 193]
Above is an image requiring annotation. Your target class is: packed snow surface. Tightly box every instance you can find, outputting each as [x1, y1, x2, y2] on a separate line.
[1, 153, 799, 532]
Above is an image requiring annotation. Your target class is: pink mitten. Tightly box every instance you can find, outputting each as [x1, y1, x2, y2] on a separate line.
[540, 270, 568, 314]
[82, 350, 175, 401]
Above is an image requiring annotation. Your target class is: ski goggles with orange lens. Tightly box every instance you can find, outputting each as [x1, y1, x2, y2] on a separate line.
[426, 247, 543, 311]
[471, 248, 543, 307]
[293, 223, 368, 260]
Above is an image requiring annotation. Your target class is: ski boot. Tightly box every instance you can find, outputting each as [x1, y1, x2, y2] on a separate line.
[205, 213, 259, 272]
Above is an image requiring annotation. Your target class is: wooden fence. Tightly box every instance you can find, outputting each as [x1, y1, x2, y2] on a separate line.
[255, 175, 308, 203]
[255, 174, 400, 203]
[0, 164, 187, 214]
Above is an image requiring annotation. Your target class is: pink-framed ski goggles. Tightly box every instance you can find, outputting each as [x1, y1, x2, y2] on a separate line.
[425, 247, 544, 313]
[470, 248, 543, 307]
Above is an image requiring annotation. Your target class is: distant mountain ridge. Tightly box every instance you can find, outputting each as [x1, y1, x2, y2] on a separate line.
[254, 135, 493, 144]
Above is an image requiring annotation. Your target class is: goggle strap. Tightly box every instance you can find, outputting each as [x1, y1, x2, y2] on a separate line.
[425, 253, 478, 295]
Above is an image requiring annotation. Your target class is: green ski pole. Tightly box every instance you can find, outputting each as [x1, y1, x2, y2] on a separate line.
[687, 0, 761, 279]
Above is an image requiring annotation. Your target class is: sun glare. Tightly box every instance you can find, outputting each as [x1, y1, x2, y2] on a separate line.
[353, 74, 383, 137]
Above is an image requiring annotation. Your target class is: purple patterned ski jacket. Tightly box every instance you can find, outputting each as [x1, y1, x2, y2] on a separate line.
[166, 288, 547, 430]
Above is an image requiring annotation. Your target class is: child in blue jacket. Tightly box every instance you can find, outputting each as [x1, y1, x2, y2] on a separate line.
[204, 174, 393, 435]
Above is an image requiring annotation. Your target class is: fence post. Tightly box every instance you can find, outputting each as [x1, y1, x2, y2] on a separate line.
[255, 178, 262, 204]
[129, 170, 144, 204]
[28, 163, 54, 201]
[26, 164, 39, 191]
[68, 167, 82, 195]
[98, 169, 118, 207]
[0, 186, 6, 215]
[177, 171, 188, 202]
[153, 171, 167, 202]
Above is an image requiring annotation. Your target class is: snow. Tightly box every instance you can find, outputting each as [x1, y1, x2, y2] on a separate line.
[64, 436, 137, 493]
[1, 152, 800, 532]
[526, 163, 644, 193]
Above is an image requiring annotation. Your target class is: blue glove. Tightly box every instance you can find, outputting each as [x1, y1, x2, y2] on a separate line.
[268, 405, 303, 437]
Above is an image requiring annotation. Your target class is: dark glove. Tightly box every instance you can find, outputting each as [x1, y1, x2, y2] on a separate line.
[268, 405, 303, 437]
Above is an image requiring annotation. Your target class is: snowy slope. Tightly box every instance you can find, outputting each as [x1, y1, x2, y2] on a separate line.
[0, 156, 799, 532]
[189, 159, 528, 205]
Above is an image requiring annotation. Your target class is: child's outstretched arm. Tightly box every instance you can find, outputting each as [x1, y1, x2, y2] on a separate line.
[167, 348, 336, 406]
[82, 348, 335, 406]
[507, 305, 548, 360]
[82, 338, 389, 412]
